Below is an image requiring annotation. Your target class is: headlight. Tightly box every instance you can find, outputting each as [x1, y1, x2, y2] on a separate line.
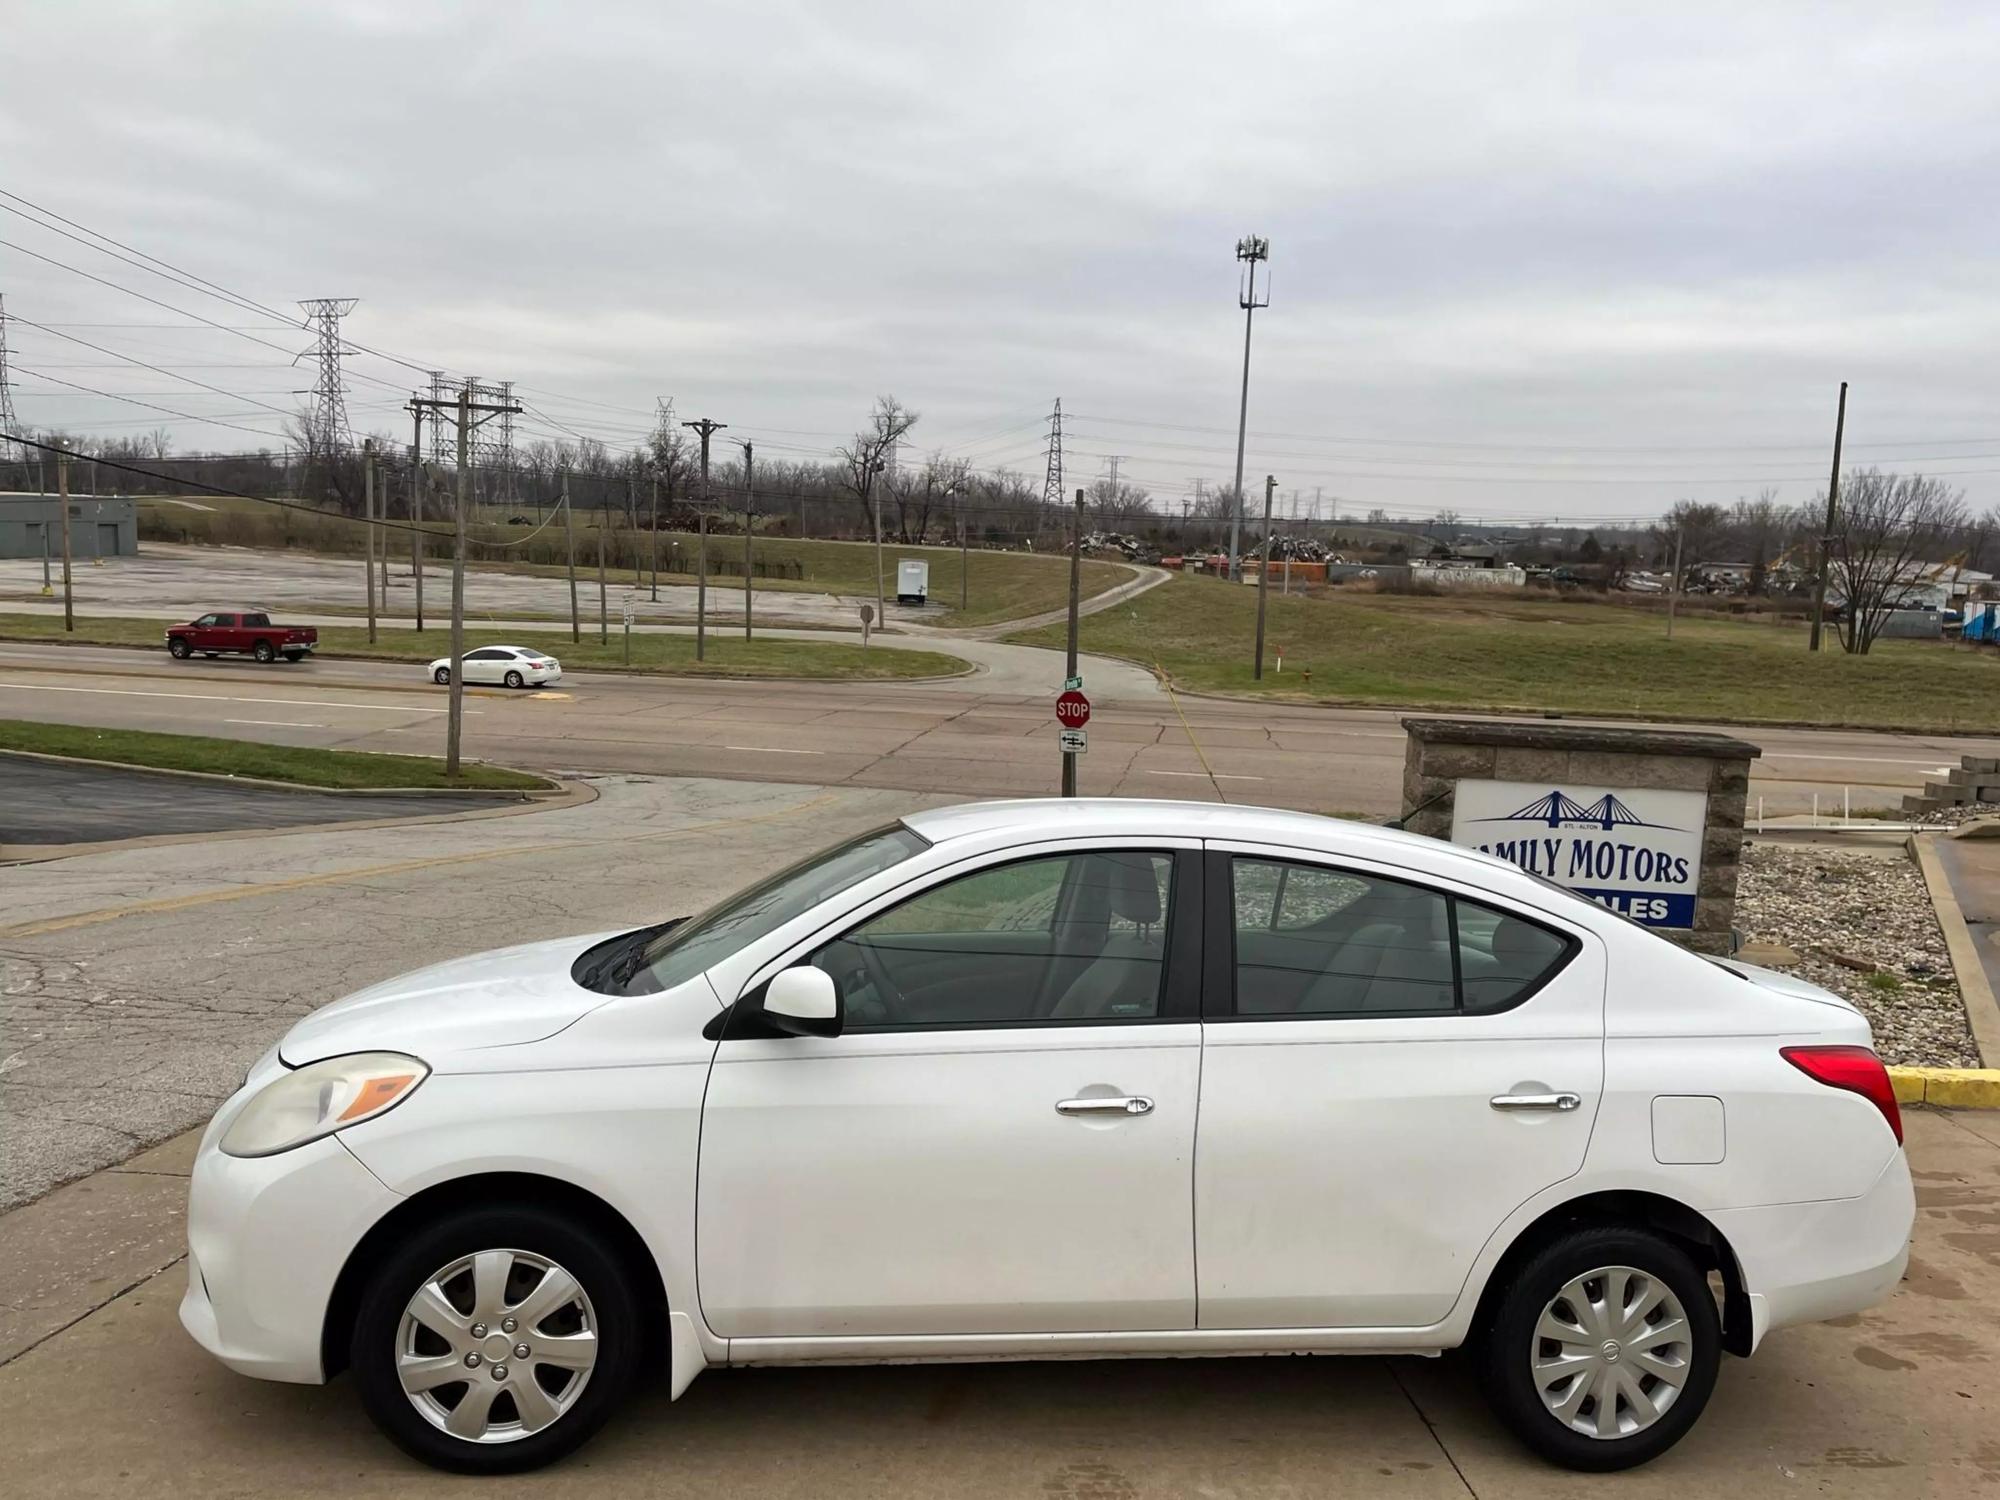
[221, 1052, 429, 1158]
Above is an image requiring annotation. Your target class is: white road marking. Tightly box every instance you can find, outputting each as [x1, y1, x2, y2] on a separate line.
[4, 683, 472, 715]
[1761, 751, 1961, 767]
[723, 745, 825, 755]
[224, 719, 326, 728]
[1149, 769, 1264, 782]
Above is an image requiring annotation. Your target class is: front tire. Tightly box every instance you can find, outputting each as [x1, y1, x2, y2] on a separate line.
[168, 638, 192, 659]
[1476, 1226, 1720, 1472]
[433, 666, 451, 685]
[349, 1205, 643, 1475]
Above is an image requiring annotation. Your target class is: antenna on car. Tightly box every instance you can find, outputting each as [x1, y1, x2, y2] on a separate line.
[1155, 664, 1229, 805]
[1384, 786, 1453, 831]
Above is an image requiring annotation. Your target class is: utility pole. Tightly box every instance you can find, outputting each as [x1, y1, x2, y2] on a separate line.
[649, 473, 660, 602]
[362, 439, 378, 643]
[597, 496, 608, 646]
[1666, 527, 1685, 641]
[740, 439, 755, 640]
[1253, 474, 1277, 678]
[1808, 381, 1849, 653]
[1227, 235, 1270, 582]
[408, 382, 520, 776]
[1063, 488, 1085, 797]
[563, 472, 579, 643]
[868, 454, 885, 624]
[409, 404, 425, 631]
[56, 441, 73, 632]
[957, 488, 970, 612]
[683, 418, 726, 660]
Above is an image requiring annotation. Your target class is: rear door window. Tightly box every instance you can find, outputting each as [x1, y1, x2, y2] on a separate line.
[1225, 857, 1572, 1018]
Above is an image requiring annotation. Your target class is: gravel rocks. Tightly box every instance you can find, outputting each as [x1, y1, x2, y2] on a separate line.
[1735, 841, 1980, 1068]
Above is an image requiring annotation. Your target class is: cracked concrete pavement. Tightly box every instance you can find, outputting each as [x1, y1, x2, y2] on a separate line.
[0, 774, 945, 1208]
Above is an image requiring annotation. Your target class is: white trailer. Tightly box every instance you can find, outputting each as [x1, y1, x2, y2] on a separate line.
[897, 558, 930, 605]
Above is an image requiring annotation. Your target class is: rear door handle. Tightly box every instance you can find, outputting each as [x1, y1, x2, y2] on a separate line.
[1490, 1092, 1582, 1113]
[1056, 1096, 1154, 1117]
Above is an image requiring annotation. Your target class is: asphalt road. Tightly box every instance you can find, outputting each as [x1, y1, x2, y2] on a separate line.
[3, 641, 1994, 820]
[0, 756, 479, 847]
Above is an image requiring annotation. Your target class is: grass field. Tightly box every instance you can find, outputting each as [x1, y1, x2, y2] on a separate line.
[137, 497, 1131, 627]
[1010, 576, 2000, 731]
[0, 614, 970, 682]
[0, 719, 550, 791]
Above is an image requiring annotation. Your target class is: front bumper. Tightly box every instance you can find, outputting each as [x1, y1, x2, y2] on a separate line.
[180, 1127, 400, 1384]
[1714, 1146, 1915, 1350]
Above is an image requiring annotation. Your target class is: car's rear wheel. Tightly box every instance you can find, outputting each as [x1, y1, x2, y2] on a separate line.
[1476, 1226, 1719, 1472]
[433, 666, 451, 685]
[504, 669, 525, 689]
[253, 640, 275, 663]
[349, 1205, 642, 1475]
[168, 638, 191, 659]
[283, 650, 304, 662]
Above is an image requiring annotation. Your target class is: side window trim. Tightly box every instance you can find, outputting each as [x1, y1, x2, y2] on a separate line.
[1200, 844, 1580, 1023]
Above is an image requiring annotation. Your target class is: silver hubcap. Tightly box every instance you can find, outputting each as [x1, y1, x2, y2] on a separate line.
[395, 1249, 599, 1444]
[1531, 1265, 1693, 1440]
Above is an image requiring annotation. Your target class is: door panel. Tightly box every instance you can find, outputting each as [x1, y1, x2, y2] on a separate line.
[697, 1025, 1200, 1337]
[1194, 843, 1605, 1330]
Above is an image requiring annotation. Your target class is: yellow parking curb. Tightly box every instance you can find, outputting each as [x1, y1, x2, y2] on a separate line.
[1887, 1068, 2000, 1109]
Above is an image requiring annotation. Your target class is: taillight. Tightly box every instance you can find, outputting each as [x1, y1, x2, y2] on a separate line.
[1781, 1045, 1903, 1145]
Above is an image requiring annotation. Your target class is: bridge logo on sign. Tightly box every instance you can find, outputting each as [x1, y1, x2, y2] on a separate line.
[1448, 780, 1706, 928]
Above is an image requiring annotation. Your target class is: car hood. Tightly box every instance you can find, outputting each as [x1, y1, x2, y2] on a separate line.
[1709, 957, 1866, 1017]
[280, 931, 623, 1067]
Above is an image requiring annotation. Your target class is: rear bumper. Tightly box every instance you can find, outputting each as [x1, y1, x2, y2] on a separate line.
[1713, 1147, 1914, 1351]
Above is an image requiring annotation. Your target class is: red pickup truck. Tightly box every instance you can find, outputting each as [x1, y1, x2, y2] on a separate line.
[165, 611, 319, 664]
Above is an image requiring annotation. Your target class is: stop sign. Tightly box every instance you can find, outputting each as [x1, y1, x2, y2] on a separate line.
[1056, 690, 1091, 728]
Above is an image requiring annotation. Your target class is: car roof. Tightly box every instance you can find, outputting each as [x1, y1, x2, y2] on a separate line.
[903, 798, 1509, 873]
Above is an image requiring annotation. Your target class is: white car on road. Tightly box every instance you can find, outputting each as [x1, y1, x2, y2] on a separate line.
[181, 800, 1913, 1475]
[428, 645, 562, 689]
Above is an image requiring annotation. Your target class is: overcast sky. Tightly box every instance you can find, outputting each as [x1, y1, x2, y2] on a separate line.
[5, 0, 1998, 522]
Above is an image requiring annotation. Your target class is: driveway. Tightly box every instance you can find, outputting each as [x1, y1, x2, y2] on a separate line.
[0, 756, 481, 849]
[0, 1109, 1993, 1496]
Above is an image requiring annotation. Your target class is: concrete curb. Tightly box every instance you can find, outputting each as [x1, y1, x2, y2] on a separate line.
[1910, 831, 2000, 1067]
[0, 747, 556, 798]
[1888, 1068, 2000, 1108]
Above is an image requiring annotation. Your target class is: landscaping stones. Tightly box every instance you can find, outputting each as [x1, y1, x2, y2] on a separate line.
[1735, 841, 1979, 1068]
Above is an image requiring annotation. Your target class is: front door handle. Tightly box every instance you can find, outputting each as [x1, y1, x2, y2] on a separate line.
[1490, 1092, 1582, 1113]
[1056, 1095, 1154, 1117]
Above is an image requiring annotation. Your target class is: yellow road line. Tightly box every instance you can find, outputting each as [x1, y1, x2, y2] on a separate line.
[0, 791, 839, 941]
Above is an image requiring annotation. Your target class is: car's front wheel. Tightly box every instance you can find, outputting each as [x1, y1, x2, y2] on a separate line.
[349, 1205, 643, 1475]
[1476, 1226, 1720, 1471]
[168, 638, 191, 659]
[433, 666, 451, 685]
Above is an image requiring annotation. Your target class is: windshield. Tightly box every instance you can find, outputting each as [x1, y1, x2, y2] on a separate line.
[618, 824, 929, 995]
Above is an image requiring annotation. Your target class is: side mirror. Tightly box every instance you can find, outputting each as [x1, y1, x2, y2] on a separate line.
[761, 966, 842, 1038]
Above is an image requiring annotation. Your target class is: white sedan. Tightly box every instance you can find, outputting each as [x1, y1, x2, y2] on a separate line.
[181, 800, 1913, 1475]
[428, 645, 562, 689]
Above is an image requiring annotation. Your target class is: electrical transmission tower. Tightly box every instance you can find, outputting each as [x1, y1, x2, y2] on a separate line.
[426, 372, 452, 467]
[0, 294, 19, 461]
[1040, 398, 1064, 546]
[298, 297, 358, 502]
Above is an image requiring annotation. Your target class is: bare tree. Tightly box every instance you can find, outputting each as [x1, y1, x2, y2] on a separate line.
[1729, 489, 1789, 594]
[1088, 476, 1156, 527]
[1827, 470, 1969, 653]
[834, 395, 920, 535]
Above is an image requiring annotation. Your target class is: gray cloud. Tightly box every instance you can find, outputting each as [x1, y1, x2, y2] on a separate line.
[5, 0, 1997, 519]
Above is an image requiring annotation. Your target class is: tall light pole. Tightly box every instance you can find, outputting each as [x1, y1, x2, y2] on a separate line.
[1227, 234, 1270, 583]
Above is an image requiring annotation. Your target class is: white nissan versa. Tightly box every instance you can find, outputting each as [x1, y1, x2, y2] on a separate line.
[182, 800, 1913, 1474]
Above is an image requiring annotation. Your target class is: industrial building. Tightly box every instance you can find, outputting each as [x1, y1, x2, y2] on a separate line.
[0, 493, 138, 560]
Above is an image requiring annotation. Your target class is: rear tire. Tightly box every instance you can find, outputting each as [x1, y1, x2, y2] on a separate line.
[433, 667, 451, 685]
[253, 640, 275, 663]
[1476, 1226, 1720, 1472]
[348, 1204, 643, 1475]
[504, 670, 525, 689]
[283, 651, 305, 662]
[168, 638, 192, 659]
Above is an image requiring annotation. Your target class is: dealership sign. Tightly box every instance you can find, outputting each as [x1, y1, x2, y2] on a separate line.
[1449, 779, 1706, 927]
